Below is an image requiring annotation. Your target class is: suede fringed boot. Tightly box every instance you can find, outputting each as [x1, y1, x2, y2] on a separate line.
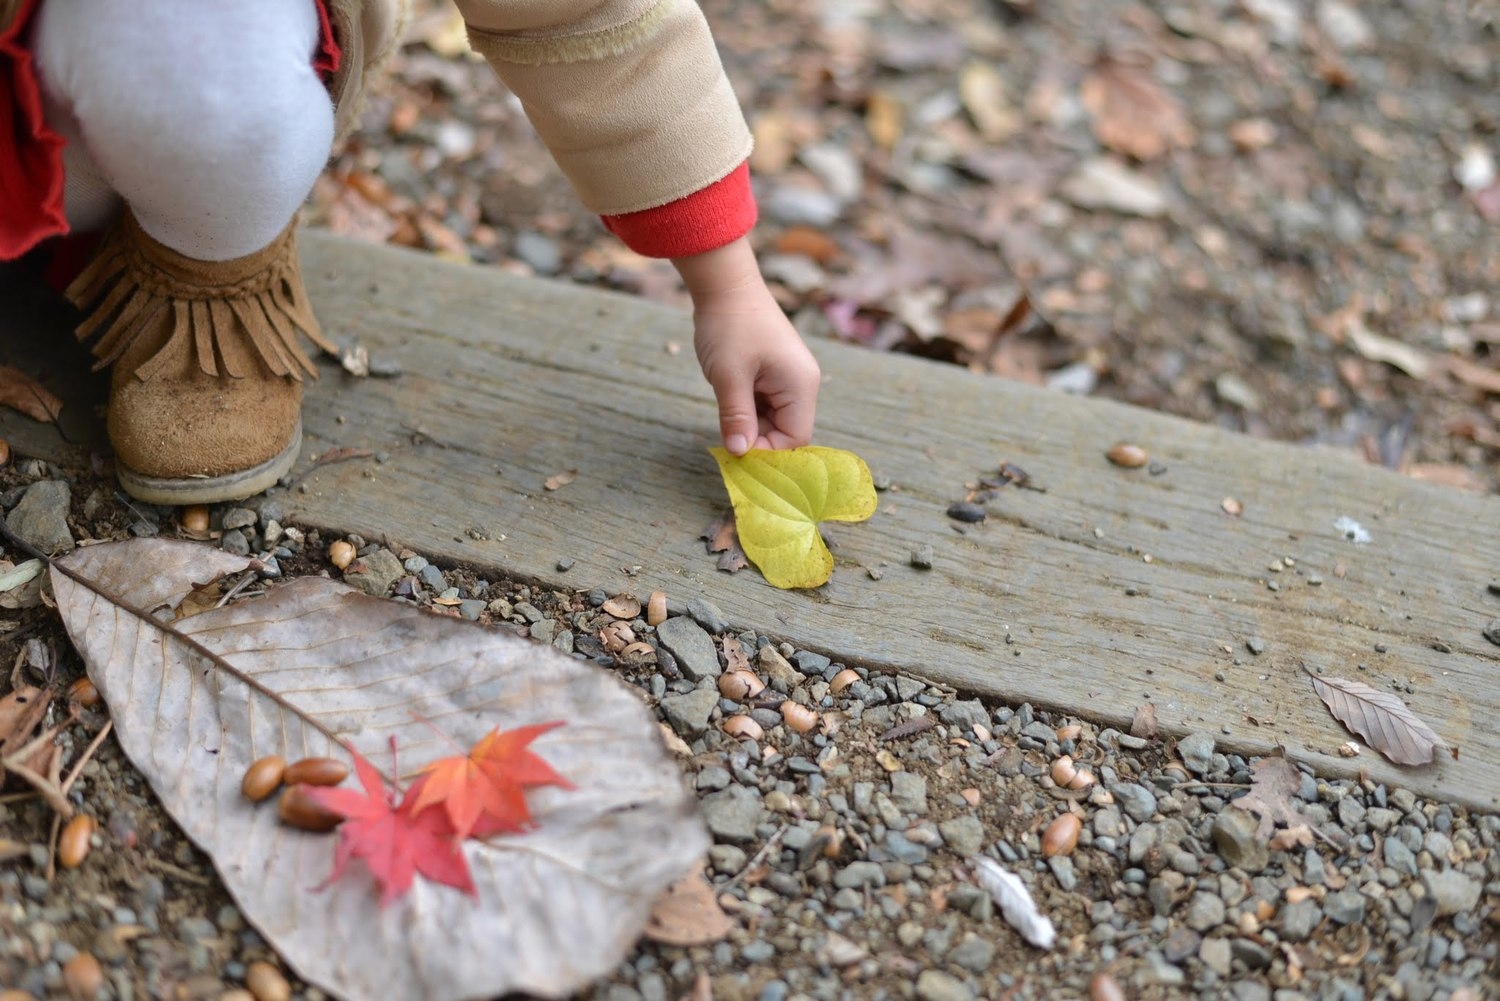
[66, 211, 336, 505]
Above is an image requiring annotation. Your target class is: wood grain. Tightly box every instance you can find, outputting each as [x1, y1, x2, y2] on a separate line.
[5, 235, 1496, 809]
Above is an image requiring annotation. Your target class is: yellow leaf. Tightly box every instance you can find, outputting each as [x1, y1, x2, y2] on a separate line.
[708, 447, 877, 590]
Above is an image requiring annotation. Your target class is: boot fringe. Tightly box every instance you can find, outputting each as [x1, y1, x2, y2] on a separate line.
[66, 214, 338, 384]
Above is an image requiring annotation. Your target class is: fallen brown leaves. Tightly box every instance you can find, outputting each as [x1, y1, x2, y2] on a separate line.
[1080, 54, 1192, 162]
[0, 365, 63, 423]
[701, 511, 749, 573]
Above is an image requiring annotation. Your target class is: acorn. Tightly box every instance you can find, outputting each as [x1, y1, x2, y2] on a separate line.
[241, 755, 286, 802]
[780, 702, 819, 734]
[722, 715, 764, 741]
[67, 677, 102, 708]
[180, 504, 210, 534]
[1041, 812, 1082, 857]
[1106, 442, 1149, 468]
[718, 670, 765, 701]
[57, 814, 95, 869]
[328, 540, 356, 570]
[61, 953, 103, 1000]
[245, 961, 292, 1001]
[646, 590, 668, 627]
[828, 668, 861, 694]
[277, 784, 342, 832]
[283, 757, 349, 788]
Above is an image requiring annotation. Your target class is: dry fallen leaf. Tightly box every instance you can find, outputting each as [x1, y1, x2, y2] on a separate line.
[1230, 756, 1310, 841]
[50, 539, 707, 1001]
[721, 637, 750, 674]
[1306, 670, 1444, 766]
[543, 470, 578, 491]
[642, 861, 734, 946]
[1130, 702, 1158, 739]
[0, 685, 50, 784]
[1079, 56, 1191, 161]
[0, 365, 64, 423]
[701, 511, 749, 574]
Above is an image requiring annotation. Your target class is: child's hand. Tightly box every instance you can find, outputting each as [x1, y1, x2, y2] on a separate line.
[674, 239, 821, 454]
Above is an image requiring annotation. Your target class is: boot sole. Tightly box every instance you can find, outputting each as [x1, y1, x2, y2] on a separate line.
[115, 421, 302, 506]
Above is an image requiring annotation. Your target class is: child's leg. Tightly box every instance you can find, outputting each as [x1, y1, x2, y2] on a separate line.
[33, 0, 334, 260]
[30, 0, 340, 505]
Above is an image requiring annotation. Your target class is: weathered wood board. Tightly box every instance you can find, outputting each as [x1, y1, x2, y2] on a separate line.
[5, 234, 1499, 811]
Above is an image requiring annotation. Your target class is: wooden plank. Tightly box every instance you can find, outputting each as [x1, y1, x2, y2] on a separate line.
[6, 237, 1499, 810]
[285, 234, 1500, 810]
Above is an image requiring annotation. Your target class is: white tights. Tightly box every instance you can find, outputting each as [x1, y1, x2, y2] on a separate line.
[32, 0, 335, 261]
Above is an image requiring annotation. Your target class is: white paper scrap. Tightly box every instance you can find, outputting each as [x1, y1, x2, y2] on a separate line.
[974, 857, 1056, 950]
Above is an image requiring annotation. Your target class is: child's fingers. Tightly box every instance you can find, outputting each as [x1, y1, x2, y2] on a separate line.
[708, 372, 760, 455]
[763, 392, 817, 450]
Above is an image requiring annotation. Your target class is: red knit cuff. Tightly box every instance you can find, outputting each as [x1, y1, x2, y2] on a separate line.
[601, 161, 757, 259]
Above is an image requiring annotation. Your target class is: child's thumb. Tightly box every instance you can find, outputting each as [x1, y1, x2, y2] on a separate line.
[714, 382, 758, 456]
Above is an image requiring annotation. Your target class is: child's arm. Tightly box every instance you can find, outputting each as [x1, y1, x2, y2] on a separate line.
[454, 0, 819, 451]
[673, 236, 820, 454]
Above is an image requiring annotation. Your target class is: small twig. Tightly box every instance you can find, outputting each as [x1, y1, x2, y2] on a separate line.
[721, 821, 789, 892]
[44, 812, 61, 880]
[60, 720, 112, 796]
[139, 855, 212, 886]
[0, 791, 39, 806]
[214, 570, 262, 609]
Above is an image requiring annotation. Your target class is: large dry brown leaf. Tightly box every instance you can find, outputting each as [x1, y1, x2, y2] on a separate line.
[642, 861, 734, 947]
[1079, 57, 1191, 162]
[50, 539, 707, 1001]
[1308, 673, 1444, 766]
[0, 685, 50, 784]
[1229, 756, 1308, 841]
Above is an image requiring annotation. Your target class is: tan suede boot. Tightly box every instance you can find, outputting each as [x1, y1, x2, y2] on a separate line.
[66, 211, 336, 505]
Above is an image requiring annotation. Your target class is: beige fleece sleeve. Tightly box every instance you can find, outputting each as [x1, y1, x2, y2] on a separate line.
[455, 0, 753, 216]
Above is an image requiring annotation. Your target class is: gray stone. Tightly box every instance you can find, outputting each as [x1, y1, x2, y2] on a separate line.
[342, 548, 404, 596]
[1184, 891, 1226, 932]
[915, 970, 973, 1001]
[655, 616, 721, 681]
[948, 933, 994, 974]
[659, 685, 718, 737]
[1047, 855, 1077, 892]
[939, 699, 989, 732]
[458, 599, 486, 622]
[1384, 835, 1418, 876]
[1422, 869, 1481, 916]
[513, 230, 561, 275]
[686, 597, 731, 635]
[707, 844, 746, 874]
[221, 507, 257, 530]
[1230, 982, 1271, 1001]
[937, 815, 985, 857]
[529, 619, 556, 644]
[1324, 888, 1366, 925]
[1198, 936, 1232, 977]
[757, 646, 805, 689]
[792, 650, 832, 675]
[700, 785, 765, 843]
[1112, 782, 1158, 823]
[1278, 900, 1321, 941]
[8, 480, 73, 554]
[418, 564, 447, 591]
[1177, 732, 1216, 775]
[1212, 808, 1269, 872]
[695, 766, 732, 792]
[882, 831, 929, 865]
[889, 771, 929, 815]
[833, 861, 886, 889]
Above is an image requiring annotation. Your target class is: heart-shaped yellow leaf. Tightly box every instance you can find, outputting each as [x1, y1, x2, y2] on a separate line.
[708, 446, 877, 589]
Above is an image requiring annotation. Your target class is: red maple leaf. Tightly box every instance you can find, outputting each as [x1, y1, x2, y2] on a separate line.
[303, 746, 475, 906]
[408, 721, 574, 839]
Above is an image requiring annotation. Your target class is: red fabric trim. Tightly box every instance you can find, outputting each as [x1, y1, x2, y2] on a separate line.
[312, 0, 342, 81]
[601, 161, 757, 260]
[2, 1, 342, 265]
[1, 0, 68, 260]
